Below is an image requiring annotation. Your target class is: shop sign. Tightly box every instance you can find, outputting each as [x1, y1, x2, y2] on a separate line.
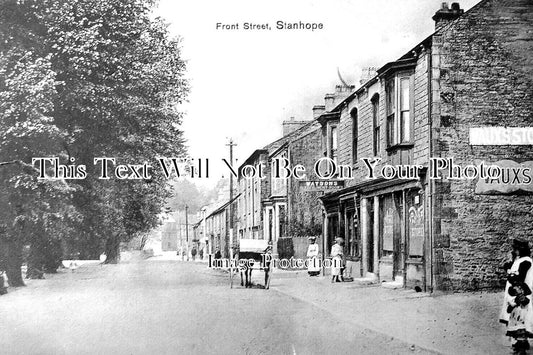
[475, 160, 533, 194]
[470, 127, 533, 145]
[299, 180, 344, 191]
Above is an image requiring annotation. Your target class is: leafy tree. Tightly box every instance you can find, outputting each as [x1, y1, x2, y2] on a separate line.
[0, 2, 73, 283]
[0, 0, 189, 279]
[167, 179, 206, 214]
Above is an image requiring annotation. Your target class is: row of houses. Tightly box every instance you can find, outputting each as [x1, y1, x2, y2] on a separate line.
[196, 0, 533, 292]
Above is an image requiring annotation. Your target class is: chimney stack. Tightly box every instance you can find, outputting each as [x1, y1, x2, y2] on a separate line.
[359, 67, 378, 86]
[324, 85, 355, 112]
[282, 117, 308, 136]
[432, 2, 464, 31]
[312, 105, 326, 119]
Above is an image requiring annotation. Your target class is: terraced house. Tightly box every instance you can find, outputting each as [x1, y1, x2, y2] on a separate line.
[236, 115, 336, 256]
[318, 0, 533, 292]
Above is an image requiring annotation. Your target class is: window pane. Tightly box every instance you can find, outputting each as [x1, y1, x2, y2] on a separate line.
[401, 111, 410, 142]
[352, 110, 358, 162]
[400, 78, 410, 111]
[387, 114, 395, 146]
[374, 126, 381, 155]
[331, 126, 338, 150]
[386, 80, 395, 115]
[372, 97, 379, 155]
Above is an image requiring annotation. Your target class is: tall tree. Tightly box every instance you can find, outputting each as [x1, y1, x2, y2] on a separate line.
[0, 0, 189, 279]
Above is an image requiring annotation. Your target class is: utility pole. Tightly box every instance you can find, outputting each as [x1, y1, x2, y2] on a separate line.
[185, 205, 189, 261]
[202, 208, 209, 257]
[226, 138, 237, 259]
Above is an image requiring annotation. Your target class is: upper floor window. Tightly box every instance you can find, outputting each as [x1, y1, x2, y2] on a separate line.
[329, 125, 338, 161]
[386, 80, 395, 147]
[350, 108, 358, 164]
[371, 94, 380, 156]
[400, 77, 411, 142]
[386, 73, 413, 147]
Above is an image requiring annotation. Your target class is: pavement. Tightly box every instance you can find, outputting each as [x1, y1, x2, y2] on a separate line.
[267, 268, 511, 355]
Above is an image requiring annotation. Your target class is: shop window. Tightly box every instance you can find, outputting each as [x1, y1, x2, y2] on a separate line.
[345, 209, 360, 259]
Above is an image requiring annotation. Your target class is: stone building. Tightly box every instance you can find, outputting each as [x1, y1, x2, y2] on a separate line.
[236, 115, 332, 256]
[319, 0, 533, 291]
[204, 195, 239, 258]
[264, 120, 326, 258]
[161, 213, 179, 251]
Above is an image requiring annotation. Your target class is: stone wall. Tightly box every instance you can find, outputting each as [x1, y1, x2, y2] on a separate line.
[432, 0, 533, 290]
[288, 126, 324, 237]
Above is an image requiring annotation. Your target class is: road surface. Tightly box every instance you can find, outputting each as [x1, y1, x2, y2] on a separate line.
[0, 254, 434, 354]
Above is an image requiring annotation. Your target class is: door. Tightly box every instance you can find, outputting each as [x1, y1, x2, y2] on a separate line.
[326, 214, 339, 256]
[393, 192, 403, 280]
[380, 193, 402, 281]
[367, 200, 374, 273]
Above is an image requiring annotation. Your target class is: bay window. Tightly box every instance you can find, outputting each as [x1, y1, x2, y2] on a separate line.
[386, 73, 413, 147]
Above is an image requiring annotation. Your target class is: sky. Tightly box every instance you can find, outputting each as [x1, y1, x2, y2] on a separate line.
[154, 0, 480, 188]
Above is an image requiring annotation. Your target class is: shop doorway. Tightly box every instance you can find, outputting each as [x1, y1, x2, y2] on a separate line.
[380, 193, 403, 281]
[326, 214, 339, 255]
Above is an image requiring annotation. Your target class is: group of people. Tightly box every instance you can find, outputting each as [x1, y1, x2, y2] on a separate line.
[500, 238, 533, 352]
[306, 235, 533, 351]
[306, 236, 347, 282]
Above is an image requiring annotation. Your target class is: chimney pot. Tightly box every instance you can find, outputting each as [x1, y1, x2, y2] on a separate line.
[433, 2, 463, 30]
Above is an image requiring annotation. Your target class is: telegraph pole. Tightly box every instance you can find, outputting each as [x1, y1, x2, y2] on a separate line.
[226, 139, 237, 258]
[185, 205, 189, 261]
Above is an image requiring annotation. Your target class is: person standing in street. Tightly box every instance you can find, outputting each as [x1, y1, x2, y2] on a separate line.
[331, 237, 344, 283]
[0, 271, 7, 295]
[306, 237, 320, 276]
[500, 238, 533, 351]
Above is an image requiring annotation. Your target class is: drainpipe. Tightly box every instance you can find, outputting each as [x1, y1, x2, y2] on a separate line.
[427, 46, 435, 293]
[321, 206, 328, 276]
[402, 189, 407, 288]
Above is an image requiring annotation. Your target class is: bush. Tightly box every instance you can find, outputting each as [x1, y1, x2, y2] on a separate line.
[277, 238, 294, 260]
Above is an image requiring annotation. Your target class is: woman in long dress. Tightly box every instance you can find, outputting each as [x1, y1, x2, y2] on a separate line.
[331, 237, 344, 283]
[500, 238, 533, 351]
[307, 237, 320, 276]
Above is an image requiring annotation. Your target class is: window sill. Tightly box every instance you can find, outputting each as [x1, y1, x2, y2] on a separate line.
[385, 142, 414, 152]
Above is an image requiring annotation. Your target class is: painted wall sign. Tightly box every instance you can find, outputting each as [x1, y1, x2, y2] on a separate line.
[299, 180, 344, 191]
[408, 206, 424, 256]
[470, 127, 533, 145]
[475, 160, 533, 194]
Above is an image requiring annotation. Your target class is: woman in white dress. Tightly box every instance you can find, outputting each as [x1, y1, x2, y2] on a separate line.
[306, 237, 320, 276]
[331, 237, 344, 283]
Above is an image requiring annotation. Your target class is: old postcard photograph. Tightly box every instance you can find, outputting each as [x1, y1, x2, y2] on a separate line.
[0, 0, 532, 354]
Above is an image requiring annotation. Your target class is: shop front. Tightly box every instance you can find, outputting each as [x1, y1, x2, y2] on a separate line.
[320, 179, 428, 290]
